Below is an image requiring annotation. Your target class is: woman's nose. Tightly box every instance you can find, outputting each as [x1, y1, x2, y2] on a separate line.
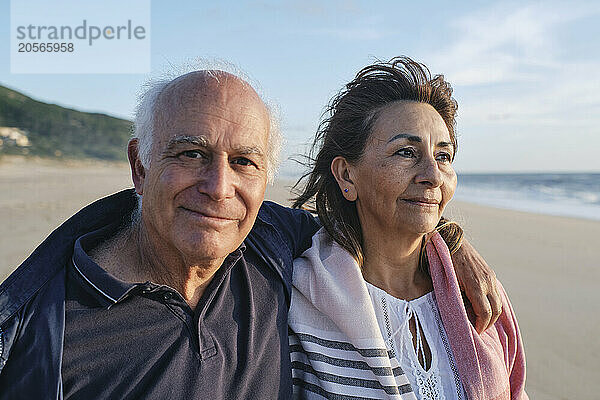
[415, 155, 443, 187]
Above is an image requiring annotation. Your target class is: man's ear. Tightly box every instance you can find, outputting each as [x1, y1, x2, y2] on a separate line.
[128, 139, 146, 195]
[331, 156, 357, 201]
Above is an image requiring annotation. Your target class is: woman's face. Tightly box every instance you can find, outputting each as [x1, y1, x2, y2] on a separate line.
[346, 100, 457, 237]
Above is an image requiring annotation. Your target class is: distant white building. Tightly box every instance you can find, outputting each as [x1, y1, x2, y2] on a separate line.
[0, 127, 30, 147]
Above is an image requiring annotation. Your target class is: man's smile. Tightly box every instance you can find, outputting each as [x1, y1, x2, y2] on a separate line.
[179, 206, 239, 225]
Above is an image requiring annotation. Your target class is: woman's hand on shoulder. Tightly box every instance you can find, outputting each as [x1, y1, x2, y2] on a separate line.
[451, 238, 502, 334]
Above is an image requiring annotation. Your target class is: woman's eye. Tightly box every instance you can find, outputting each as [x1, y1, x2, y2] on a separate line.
[436, 152, 452, 163]
[395, 148, 416, 158]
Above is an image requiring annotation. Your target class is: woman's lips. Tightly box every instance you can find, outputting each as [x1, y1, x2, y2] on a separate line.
[401, 198, 440, 207]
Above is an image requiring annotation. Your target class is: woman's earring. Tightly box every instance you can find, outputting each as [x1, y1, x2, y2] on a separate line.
[343, 187, 356, 201]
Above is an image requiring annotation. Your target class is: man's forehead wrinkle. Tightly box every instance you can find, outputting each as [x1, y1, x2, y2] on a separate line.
[189, 107, 267, 127]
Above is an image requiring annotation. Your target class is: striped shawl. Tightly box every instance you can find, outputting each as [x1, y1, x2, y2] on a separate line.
[288, 228, 528, 400]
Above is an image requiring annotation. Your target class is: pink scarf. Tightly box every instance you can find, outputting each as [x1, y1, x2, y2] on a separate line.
[427, 232, 528, 400]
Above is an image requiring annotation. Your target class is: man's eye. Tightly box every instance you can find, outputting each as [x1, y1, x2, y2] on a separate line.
[232, 157, 257, 167]
[180, 150, 205, 159]
[436, 152, 452, 163]
[395, 148, 416, 158]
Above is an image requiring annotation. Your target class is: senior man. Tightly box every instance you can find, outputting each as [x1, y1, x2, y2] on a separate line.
[0, 70, 500, 399]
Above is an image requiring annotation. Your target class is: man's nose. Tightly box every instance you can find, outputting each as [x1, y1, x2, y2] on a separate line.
[200, 157, 236, 201]
[415, 154, 443, 188]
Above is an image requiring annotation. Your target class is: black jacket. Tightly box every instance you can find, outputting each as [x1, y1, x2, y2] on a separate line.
[0, 189, 318, 399]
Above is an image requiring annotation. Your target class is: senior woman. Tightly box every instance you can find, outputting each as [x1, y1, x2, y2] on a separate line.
[288, 57, 527, 400]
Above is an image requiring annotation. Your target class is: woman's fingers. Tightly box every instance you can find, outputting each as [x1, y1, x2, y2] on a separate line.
[471, 291, 492, 334]
[486, 291, 503, 330]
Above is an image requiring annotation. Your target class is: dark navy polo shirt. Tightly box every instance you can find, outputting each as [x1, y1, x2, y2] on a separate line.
[61, 202, 318, 400]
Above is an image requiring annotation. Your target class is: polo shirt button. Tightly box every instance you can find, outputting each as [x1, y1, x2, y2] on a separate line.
[140, 283, 153, 294]
[162, 292, 173, 301]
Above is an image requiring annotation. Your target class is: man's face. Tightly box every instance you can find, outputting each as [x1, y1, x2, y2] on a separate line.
[133, 73, 270, 264]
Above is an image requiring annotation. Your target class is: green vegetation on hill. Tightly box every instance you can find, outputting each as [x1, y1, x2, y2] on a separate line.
[0, 84, 132, 161]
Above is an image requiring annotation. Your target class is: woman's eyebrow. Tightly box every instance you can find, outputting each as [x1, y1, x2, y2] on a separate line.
[387, 134, 454, 149]
[387, 133, 421, 143]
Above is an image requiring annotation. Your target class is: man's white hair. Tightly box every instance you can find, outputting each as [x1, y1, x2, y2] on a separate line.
[132, 59, 282, 183]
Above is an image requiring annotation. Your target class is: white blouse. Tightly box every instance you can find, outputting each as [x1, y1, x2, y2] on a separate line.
[366, 282, 467, 400]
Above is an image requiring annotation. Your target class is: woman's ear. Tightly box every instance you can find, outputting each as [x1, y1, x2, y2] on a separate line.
[331, 156, 357, 201]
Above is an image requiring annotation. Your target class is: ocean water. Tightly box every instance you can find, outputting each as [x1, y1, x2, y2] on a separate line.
[454, 173, 600, 221]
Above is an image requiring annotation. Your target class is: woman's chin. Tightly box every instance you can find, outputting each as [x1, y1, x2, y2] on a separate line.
[395, 217, 439, 237]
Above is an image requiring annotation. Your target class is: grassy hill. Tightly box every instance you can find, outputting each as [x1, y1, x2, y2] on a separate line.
[0, 84, 132, 161]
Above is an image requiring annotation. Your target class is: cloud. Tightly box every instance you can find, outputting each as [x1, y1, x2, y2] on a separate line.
[429, 2, 600, 86]
[422, 2, 600, 129]
[418, 1, 600, 171]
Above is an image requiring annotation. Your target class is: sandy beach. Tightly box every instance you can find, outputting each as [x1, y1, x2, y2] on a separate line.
[1, 157, 598, 399]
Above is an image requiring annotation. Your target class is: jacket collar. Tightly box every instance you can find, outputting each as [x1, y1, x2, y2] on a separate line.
[0, 189, 139, 325]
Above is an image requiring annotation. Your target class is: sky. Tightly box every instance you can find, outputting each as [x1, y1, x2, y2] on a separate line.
[1, 0, 599, 175]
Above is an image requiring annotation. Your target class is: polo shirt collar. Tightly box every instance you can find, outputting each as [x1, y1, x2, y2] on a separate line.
[72, 222, 141, 306]
[72, 223, 248, 307]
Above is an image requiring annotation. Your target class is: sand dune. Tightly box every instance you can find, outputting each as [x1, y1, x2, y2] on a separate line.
[1, 157, 598, 398]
